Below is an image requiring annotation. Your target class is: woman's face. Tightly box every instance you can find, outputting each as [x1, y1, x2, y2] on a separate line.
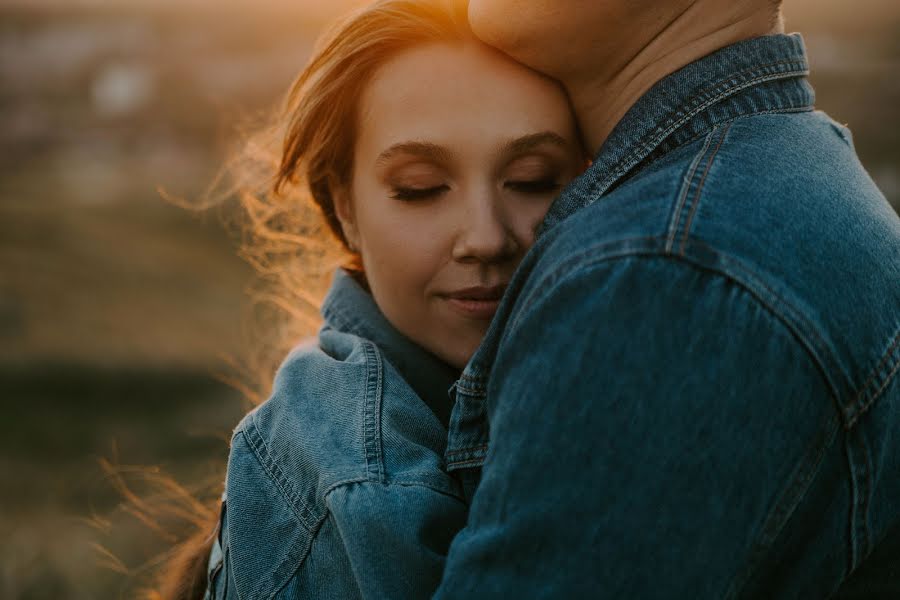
[336, 41, 583, 369]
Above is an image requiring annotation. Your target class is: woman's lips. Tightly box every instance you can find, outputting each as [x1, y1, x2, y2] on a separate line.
[443, 284, 507, 319]
[446, 297, 501, 319]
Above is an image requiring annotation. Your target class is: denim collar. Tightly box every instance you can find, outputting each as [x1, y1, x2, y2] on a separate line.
[541, 33, 813, 232]
[321, 268, 459, 428]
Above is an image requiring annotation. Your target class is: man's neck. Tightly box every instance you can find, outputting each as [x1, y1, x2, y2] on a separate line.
[567, 2, 784, 156]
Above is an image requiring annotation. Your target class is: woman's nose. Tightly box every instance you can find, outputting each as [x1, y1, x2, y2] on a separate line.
[451, 193, 519, 263]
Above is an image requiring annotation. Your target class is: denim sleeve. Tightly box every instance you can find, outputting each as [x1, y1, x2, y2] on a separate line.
[434, 256, 847, 599]
[323, 481, 467, 600]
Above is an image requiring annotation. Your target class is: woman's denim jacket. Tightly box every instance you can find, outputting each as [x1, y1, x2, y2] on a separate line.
[205, 269, 466, 599]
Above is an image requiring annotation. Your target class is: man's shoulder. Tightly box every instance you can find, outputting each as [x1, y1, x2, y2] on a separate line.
[538, 108, 899, 315]
[530, 108, 900, 418]
[549, 108, 894, 246]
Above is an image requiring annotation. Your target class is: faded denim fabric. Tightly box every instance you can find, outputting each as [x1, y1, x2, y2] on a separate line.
[436, 34, 900, 599]
[204, 269, 466, 600]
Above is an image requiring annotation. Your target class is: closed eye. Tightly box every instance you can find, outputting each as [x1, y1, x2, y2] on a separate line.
[390, 184, 450, 201]
[505, 179, 561, 195]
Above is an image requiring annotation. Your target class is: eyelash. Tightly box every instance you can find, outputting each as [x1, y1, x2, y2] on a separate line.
[506, 178, 561, 195]
[390, 185, 450, 201]
[390, 179, 560, 202]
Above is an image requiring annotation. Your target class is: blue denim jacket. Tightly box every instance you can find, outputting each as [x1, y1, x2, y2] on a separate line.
[205, 269, 466, 599]
[435, 34, 900, 598]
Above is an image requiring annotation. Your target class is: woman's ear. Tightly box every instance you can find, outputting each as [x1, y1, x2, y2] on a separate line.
[332, 186, 361, 252]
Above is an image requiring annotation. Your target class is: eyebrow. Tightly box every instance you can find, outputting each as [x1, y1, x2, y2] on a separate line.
[373, 131, 572, 169]
[375, 142, 454, 169]
[499, 131, 571, 156]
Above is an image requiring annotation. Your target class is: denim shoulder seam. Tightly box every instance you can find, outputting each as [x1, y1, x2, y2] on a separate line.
[509, 241, 843, 419]
[847, 328, 900, 428]
[648, 108, 856, 413]
[689, 242, 844, 414]
[507, 248, 849, 598]
[241, 419, 324, 533]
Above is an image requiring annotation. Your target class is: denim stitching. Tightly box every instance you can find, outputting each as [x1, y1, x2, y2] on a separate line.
[846, 438, 857, 578]
[610, 61, 806, 171]
[847, 329, 900, 427]
[233, 426, 330, 598]
[666, 130, 716, 252]
[320, 482, 467, 547]
[679, 123, 733, 255]
[724, 412, 841, 598]
[634, 106, 814, 194]
[527, 237, 842, 411]
[589, 62, 809, 200]
[445, 440, 489, 462]
[502, 250, 848, 596]
[241, 423, 322, 532]
[455, 383, 487, 395]
[861, 428, 874, 567]
[866, 359, 900, 415]
[383, 477, 466, 501]
[324, 479, 465, 505]
[447, 456, 488, 469]
[321, 475, 464, 498]
[845, 426, 874, 573]
[685, 241, 844, 409]
[323, 476, 371, 498]
[362, 341, 385, 482]
[263, 502, 333, 600]
[457, 374, 488, 392]
[512, 236, 665, 329]
[672, 106, 814, 150]
[446, 443, 490, 458]
[509, 242, 842, 416]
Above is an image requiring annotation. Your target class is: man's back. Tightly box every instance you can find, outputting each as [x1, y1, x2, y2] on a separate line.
[436, 34, 900, 598]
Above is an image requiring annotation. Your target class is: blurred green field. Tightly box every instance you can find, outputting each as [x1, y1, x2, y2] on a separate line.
[0, 1, 897, 598]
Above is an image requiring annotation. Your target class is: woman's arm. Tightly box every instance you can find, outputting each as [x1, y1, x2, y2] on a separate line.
[208, 428, 467, 600]
[320, 481, 467, 599]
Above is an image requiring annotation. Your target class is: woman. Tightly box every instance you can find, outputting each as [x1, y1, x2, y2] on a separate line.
[201, 1, 584, 598]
